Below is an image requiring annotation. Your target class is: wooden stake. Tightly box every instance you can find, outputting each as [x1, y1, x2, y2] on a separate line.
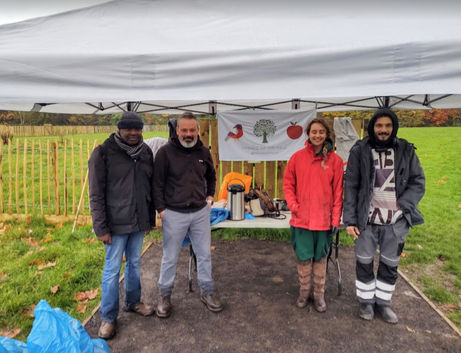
[23, 139, 28, 215]
[15, 139, 19, 214]
[63, 139, 68, 216]
[0, 139, 3, 213]
[31, 140, 35, 213]
[8, 139, 12, 214]
[73, 140, 97, 232]
[71, 138, 76, 214]
[51, 141, 60, 215]
[47, 140, 51, 215]
[39, 140, 43, 215]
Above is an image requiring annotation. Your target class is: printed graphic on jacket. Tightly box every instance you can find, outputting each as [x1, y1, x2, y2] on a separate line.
[368, 149, 402, 225]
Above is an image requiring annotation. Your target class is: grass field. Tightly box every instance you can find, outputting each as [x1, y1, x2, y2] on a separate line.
[0, 126, 460, 340]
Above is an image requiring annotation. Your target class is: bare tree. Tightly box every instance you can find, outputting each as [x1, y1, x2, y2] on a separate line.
[253, 119, 276, 143]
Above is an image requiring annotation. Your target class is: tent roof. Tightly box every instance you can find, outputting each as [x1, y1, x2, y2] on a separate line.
[1, 0, 461, 114]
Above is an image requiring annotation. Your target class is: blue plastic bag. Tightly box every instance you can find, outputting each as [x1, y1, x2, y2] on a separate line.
[210, 208, 229, 226]
[0, 337, 27, 353]
[26, 300, 109, 353]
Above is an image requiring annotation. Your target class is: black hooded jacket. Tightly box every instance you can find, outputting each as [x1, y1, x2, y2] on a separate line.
[88, 134, 155, 237]
[154, 136, 216, 213]
[343, 108, 425, 231]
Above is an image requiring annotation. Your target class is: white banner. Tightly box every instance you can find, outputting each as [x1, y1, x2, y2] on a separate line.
[218, 109, 316, 161]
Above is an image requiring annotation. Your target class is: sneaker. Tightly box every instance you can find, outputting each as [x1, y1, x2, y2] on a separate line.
[359, 303, 374, 321]
[98, 321, 116, 340]
[156, 295, 172, 318]
[376, 304, 398, 324]
[125, 302, 155, 316]
[200, 294, 224, 313]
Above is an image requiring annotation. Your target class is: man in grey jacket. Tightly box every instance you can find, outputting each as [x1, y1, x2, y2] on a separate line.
[344, 108, 425, 324]
[89, 112, 156, 339]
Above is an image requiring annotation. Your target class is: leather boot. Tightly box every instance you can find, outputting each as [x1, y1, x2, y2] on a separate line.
[156, 295, 172, 318]
[313, 257, 327, 312]
[296, 259, 312, 308]
[98, 321, 116, 340]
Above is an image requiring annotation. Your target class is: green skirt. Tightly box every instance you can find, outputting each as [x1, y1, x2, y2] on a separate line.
[290, 226, 331, 261]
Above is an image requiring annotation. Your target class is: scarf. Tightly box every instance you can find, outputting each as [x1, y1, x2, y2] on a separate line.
[114, 132, 144, 160]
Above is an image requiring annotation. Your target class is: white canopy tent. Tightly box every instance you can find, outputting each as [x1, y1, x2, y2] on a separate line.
[0, 0, 461, 114]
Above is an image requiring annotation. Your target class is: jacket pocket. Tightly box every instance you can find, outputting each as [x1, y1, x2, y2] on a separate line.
[107, 202, 135, 226]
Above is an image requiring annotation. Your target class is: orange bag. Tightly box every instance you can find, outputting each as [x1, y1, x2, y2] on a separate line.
[217, 172, 252, 201]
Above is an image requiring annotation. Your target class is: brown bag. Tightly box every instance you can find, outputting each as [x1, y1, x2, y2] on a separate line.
[254, 187, 276, 213]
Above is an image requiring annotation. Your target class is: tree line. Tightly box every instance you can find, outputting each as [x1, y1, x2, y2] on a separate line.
[1, 109, 460, 127]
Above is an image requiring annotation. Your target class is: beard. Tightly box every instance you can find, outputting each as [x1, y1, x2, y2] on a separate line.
[179, 136, 198, 148]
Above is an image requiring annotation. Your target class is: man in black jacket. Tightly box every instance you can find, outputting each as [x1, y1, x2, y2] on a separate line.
[154, 112, 223, 317]
[344, 108, 425, 324]
[89, 112, 155, 339]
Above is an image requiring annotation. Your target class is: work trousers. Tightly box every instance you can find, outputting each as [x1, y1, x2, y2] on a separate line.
[355, 217, 410, 306]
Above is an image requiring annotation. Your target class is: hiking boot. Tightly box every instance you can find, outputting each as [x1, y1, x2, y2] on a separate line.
[313, 258, 327, 313]
[359, 303, 374, 321]
[124, 302, 155, 316]
[296, 260, 312, 309]
[376, 304, 398, 324]
[98, 321, 116, 340]
[313, 293, 327, 313]
[156, 295, 172, 318]
[201, 294, 224, 312]
[296, 291, 309, 309]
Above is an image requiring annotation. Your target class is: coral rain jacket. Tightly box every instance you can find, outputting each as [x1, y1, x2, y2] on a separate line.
[284, 142, 344, 230]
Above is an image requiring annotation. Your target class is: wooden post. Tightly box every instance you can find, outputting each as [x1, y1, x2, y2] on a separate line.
[200, 120, 210, 148]
[15, 139, 19, 214]
[63, 139, 68, 216]
[79, 139, 84, 216]
[23, 139, 28, 215]
[39, 140, 43, 215]
[0, 139, 3, 213]
[71, 138, 76, 214]
[47, 140, 51, 215]
[254, 162, 264, 188]
[72, 140, 97, 232]
[276, 161, 287, 199]
[8, 139, 12, 214]
[243, 162, 254, 187]
[210, 120, 220, 199]
[51, 141, 60, 215]
[265, 161, 276, 200]
[31, 140, 35, 213]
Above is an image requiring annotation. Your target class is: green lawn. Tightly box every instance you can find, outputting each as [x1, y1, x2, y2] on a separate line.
[0, 126, 460, 340]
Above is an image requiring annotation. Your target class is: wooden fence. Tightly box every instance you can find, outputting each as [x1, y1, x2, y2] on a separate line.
[0, 119, 363, 222]
[0, 124, 168, 138]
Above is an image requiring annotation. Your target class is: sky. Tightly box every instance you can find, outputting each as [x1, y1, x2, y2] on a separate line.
[0, 0, 109, 25]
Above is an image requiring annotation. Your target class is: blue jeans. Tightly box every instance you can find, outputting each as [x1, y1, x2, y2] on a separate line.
[100, 231, 144, 323]
[158, 206, 214, 296]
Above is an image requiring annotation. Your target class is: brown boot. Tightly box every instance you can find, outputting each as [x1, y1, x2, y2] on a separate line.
[313, 257, 327, 312]
[98, 321, 116, 340]
[296, 259, 312, 308]
[156, 295, 172, 318]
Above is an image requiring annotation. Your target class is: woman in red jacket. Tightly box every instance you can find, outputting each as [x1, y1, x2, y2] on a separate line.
[284, 118, 343, 312]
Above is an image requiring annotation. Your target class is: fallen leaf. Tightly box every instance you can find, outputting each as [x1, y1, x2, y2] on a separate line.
[20, 304, 36, 318]
[41, 237, 53, 243]
[22, 237, 39, 247]
[442, 175, 448, 179]
[63, 272, 70, 279]
[50, 285, 60, 294]
[425, 330, 432, 334]
[84, 238, 95, 243]
[458, 204, 461, 209]
[210, 246, 216, 251]
[0, 272, 7, 281]
[76, 304, 87, 313]
[29, 259, 45, 266]
[436, 180, 447, 184]
[400, 252, 408, 258]
[37, 262, 56, 270]
[55, 223, 63, 229]
[440, 304, 457, 311]
[0, 328, 21, 338]
[74, 289, 99, 303]
[26, 219, 31, 225]
[416, 244, 423, 249]
[406, 326, 415, 333]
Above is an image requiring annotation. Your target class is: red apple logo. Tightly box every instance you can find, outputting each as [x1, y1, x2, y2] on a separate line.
[286, 122, 303, 139]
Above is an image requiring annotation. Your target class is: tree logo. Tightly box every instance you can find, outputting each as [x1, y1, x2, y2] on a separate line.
[253, 119, 276, 143]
